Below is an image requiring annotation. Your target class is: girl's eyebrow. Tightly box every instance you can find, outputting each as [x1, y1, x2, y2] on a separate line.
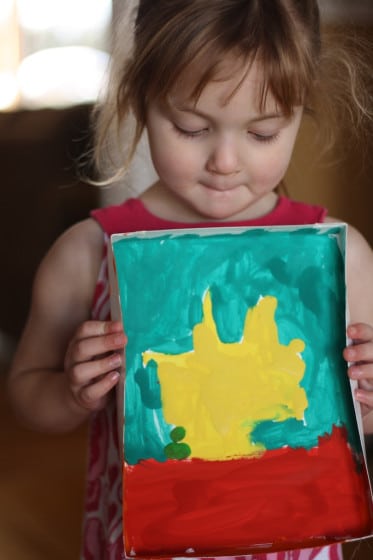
[246, 113, 287, 124]
[169, 101, 286, 124]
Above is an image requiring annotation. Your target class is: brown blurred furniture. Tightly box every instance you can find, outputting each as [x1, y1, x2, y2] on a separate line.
[0, 104, 98, 559]
[0, 376, 88, 560]
[0, 104, 99, 340]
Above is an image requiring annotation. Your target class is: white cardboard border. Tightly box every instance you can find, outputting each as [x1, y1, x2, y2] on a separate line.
[110, 222, 373, 554]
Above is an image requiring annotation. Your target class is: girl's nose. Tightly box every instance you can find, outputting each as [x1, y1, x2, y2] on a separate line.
[206, 138, 240, 175]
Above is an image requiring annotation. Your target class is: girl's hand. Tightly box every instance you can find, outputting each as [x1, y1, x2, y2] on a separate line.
[344, 323, 373, 416]
[64, 320, 126, 413]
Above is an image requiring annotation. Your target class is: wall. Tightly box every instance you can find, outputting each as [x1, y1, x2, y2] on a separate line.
[285, 24, 373, 246]
[320, 0, 373, 24]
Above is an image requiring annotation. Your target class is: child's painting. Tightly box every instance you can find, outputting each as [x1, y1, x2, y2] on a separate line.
[110, 225, 373, 558]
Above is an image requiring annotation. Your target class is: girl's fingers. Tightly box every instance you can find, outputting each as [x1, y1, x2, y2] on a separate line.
[65, 326, 126, 368]
[63, 321, 125, 412]
[355, 387, 373, 410]
[75, 370, 120, 411]
[345, 323, 373, 418]
[349, 363, 373, 382]
[344, 323, 373, 364]
[69, 352, 123, 387]
[347, 322, 373, 343]
[74, 320, 124, 341]
[71, 330, 127, 363]
[344, 342, 373, 364]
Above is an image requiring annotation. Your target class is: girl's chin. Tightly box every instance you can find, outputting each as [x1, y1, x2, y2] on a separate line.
[190, 193, 277, 222]
[189, 202, 254, 222]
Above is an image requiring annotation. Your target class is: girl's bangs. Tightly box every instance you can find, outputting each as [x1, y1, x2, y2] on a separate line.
[157, 40, 312, 117]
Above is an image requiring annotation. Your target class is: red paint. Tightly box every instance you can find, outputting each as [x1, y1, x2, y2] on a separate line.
[123, 427, 373, 557]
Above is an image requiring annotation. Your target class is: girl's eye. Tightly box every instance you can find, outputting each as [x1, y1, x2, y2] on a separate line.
[173, 124, 208, 138]
[250, 131, 279, 144]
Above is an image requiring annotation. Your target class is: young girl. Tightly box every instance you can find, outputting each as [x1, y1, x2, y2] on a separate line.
[8, 1, 373, 559]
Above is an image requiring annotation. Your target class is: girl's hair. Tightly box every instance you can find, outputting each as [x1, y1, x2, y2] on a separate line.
[93, 0, 372, 183]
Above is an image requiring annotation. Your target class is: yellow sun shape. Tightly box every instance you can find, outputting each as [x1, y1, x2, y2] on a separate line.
[142, 291, 307, 460]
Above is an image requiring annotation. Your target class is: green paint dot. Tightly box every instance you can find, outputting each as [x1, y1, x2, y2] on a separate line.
[164, 442, 191, 460]
[171, 426, 186, 443]
[164, 426, 191, 459]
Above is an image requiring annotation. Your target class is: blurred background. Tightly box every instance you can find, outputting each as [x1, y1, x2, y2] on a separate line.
[0, 0, 111, 110]
[0, 1, 373, 559]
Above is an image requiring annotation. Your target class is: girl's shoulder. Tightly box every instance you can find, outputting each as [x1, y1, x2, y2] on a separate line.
[326, 216, 373, 324]
[325, 215, 373, 271]
[40, 218, 104, 275]
[32, 218, 105, 308]
[55, 217, 104, 257]
[325, 216, 372, 258]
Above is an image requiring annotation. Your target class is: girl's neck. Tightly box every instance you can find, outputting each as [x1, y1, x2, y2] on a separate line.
[139, 181, 279, 224]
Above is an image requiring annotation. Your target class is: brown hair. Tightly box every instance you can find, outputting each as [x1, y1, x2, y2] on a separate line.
[93, 0, 372, 183]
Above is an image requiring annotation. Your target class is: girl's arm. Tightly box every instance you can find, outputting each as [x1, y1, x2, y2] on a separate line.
[341, 223, 373, 434]
[7, 219, 125, 433]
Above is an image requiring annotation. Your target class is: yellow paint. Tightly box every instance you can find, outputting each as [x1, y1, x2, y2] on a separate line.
[142, 292, 307, 460]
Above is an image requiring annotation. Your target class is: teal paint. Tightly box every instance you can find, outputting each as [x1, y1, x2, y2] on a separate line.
[134, 360, 162, 409]
[112, 225, 361, 465]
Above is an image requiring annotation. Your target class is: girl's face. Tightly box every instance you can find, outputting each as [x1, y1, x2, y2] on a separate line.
[146, 58, 303, 222]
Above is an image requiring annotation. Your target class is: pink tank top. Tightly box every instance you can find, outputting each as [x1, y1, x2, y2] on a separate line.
[81, 197, 342, 560]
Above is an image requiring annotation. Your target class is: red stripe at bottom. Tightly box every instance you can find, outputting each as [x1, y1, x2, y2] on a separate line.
[123, 427, 373, 557]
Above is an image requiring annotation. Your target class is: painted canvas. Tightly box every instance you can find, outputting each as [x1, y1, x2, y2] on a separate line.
[110, 224, 373, 558]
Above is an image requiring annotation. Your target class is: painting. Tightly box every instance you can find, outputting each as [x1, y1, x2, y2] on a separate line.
[110, 224, 373, 558]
